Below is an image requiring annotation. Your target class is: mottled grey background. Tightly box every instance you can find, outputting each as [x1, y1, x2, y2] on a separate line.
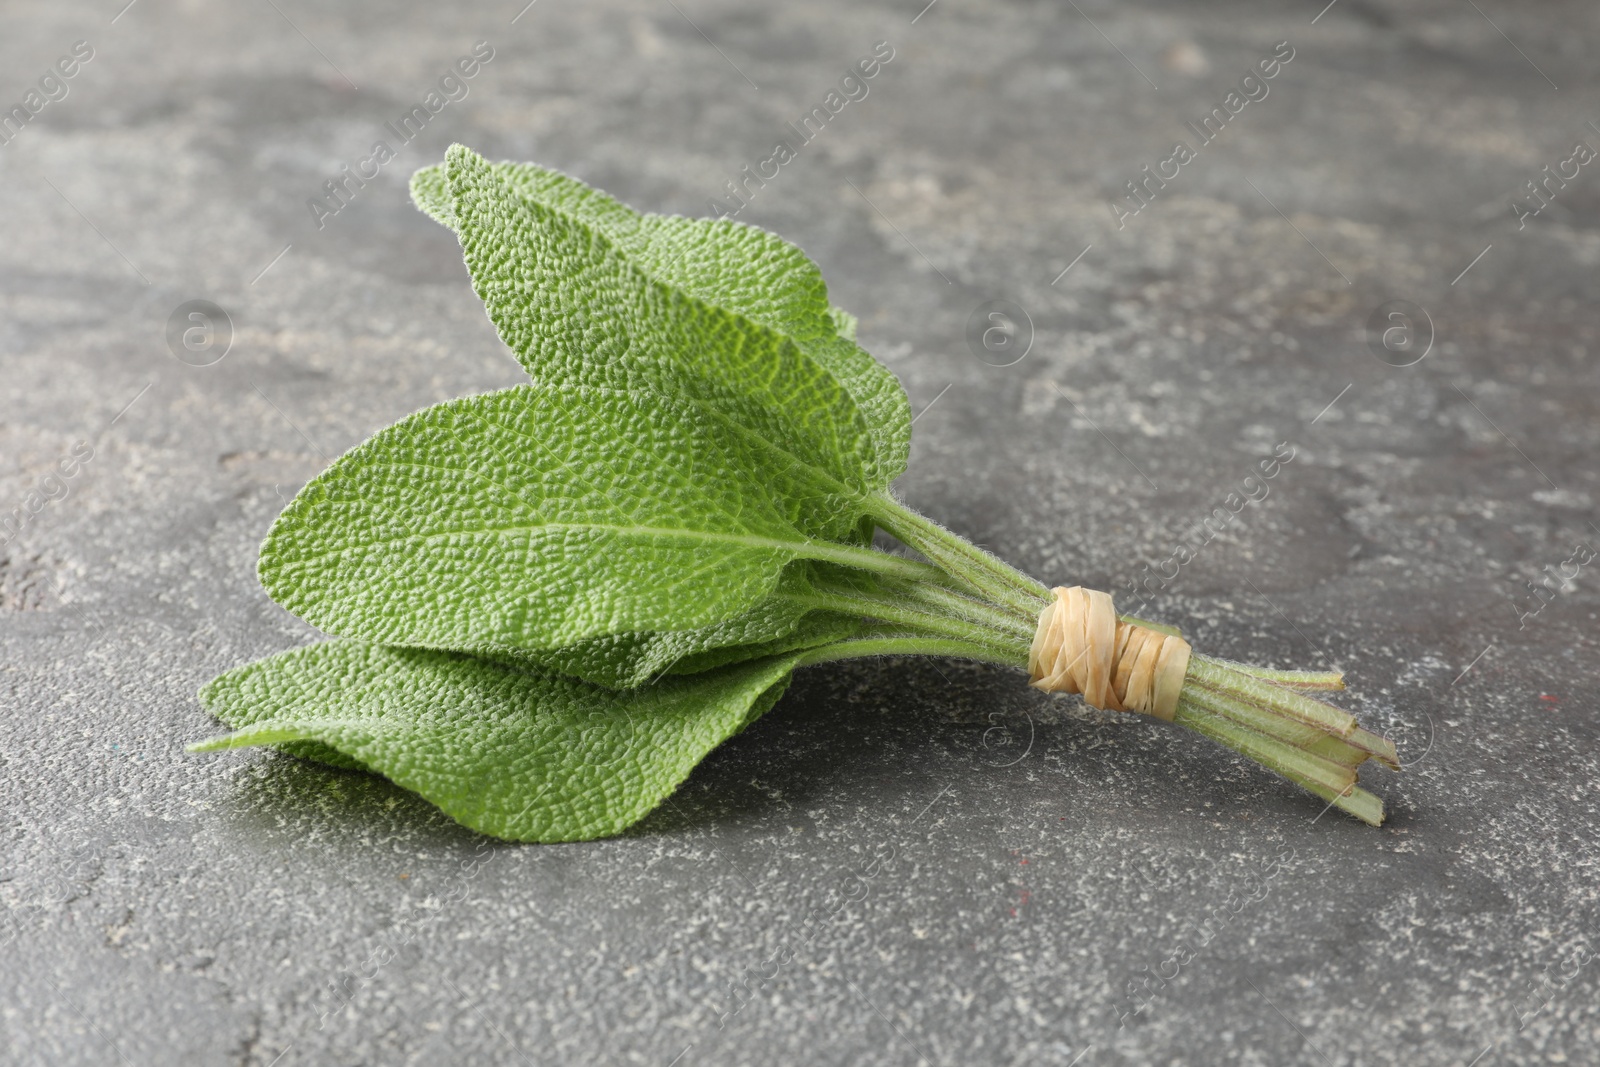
[2, 0, 1597, 1064]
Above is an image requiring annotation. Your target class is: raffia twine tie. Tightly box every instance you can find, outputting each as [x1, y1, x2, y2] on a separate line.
[1028, 586, 1192, 721]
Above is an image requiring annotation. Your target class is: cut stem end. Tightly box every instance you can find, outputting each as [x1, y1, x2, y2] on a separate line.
[1176, 653, 1394, 825]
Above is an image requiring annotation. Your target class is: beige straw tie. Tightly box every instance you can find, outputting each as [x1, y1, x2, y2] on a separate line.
[1028, 587, 1191, 721]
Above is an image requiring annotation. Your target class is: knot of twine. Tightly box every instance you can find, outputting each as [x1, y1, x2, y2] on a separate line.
[1028, 587, 1192, 721]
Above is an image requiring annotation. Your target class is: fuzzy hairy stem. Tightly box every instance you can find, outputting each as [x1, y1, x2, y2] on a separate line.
[787, 586, 1024, 650]
[866, 494, 1052, 618]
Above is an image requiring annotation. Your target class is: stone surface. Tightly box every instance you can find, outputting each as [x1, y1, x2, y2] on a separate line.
[2, 1, 1598, 1064]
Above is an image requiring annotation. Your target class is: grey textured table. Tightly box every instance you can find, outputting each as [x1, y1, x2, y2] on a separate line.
[2, 1, 1597, 1064]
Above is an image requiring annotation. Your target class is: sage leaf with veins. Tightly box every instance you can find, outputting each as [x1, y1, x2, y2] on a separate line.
[410, 151, 908, 480]
[438, 145, 903, 492]
[258, 385, 932, 654]
[499, 568, 863, 689]
[193, 640, 806, 843]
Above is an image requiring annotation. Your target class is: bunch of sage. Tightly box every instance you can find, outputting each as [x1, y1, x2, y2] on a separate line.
[192, 145, 1396, 841]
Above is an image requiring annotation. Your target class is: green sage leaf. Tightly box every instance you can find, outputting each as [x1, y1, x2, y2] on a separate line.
[499, 565, 863, 688]
[424, 147, 909, 487]
[827, 306, 859, 342]
[259, 385, 905, 653]
[191, 640, 804, 842]
[661, 609, 861, 677]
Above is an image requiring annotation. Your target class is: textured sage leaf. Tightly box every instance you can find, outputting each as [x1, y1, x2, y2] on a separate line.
[411, 155, 905, 478]
[260, 385, 886, 653]
[430, 146, 907, 491]
[272, 739, 369, 771]
[502, 585, 811, 689]
[662, 609, 861, 677]
[512, 607, 862, 688]
[827, 306, 859, 342]
[498, 564, 862, 689]
[191, 641, 804, 842]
